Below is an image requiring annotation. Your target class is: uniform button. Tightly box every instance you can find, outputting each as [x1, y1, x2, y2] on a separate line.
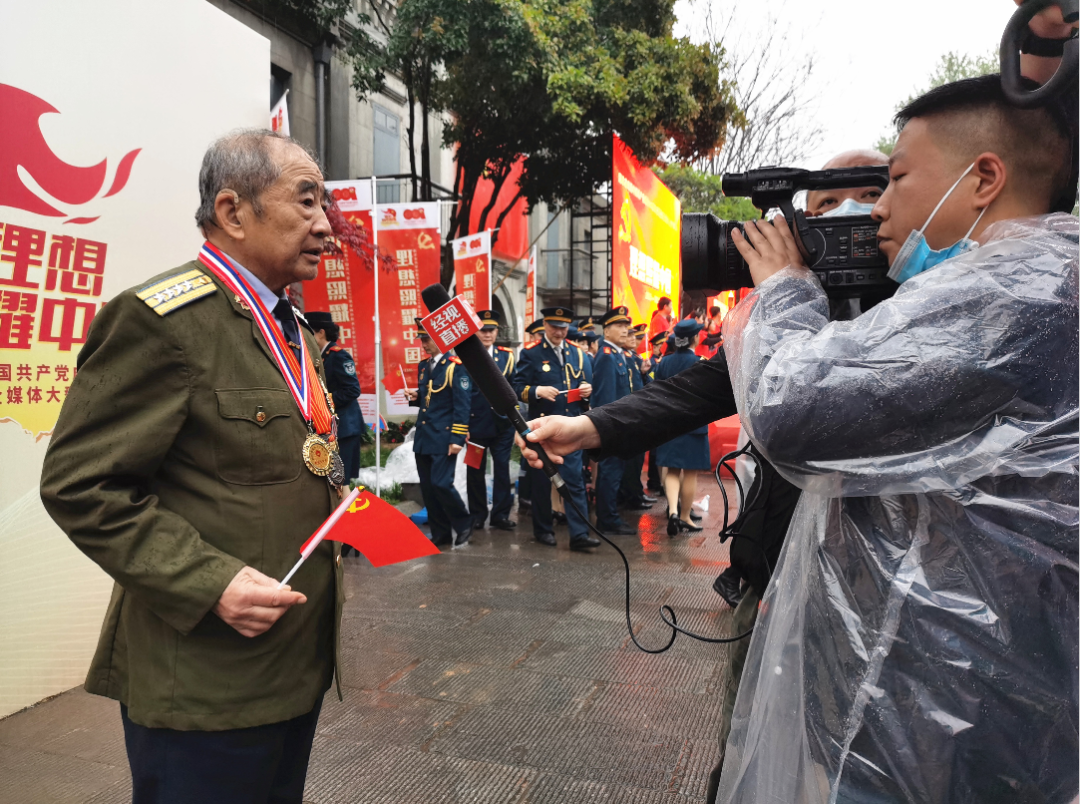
[256, 411, 266, 422]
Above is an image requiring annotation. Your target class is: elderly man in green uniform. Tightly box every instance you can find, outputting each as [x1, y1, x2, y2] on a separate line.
[39, 130, 343, 804]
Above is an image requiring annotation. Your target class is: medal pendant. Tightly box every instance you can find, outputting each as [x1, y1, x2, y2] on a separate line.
[542, 363, 551, 372]
[303, 433, 334, 477]
[327, 449, 346, 487]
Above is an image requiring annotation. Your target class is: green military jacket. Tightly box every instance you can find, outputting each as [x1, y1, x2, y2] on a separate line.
[40, 260, 343, 731]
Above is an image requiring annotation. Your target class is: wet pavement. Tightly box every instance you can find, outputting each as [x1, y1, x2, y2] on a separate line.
[0, 474, 740, 803]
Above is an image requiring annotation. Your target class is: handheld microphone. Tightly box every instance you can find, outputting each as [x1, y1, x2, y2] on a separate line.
[420, 283, 565, 489]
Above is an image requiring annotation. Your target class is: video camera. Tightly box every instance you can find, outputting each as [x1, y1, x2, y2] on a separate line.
[682, 165, 894, 300]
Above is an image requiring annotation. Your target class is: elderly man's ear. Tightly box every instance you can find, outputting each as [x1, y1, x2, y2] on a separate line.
[214, 191, 246, 241]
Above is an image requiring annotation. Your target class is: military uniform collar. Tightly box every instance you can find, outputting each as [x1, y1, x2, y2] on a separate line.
[221, 252, 288, 317]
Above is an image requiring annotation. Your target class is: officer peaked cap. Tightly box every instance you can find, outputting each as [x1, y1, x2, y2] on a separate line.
[305, 311, 335, 329]
[600, 306, 631, 326]
[540, 307, 572, 326]
[475, 309, 501, 329]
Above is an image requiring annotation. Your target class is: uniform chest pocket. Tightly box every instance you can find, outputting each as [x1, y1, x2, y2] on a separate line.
[213, 388, 303, 485]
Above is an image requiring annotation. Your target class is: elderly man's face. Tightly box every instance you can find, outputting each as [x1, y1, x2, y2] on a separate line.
[543, 322, 567, 345]
[604, 322, 629, 343]
[241, 141, 331, 290]
[419, 335, 440, 357]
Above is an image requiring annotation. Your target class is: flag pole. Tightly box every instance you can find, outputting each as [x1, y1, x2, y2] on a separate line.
[371, 175, 381, 497]
[278, 487, 363, 588]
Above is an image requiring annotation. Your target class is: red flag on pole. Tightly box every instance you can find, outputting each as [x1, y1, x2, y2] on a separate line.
[301, 488, 439, 568]
[381, 363, 408, 395]
[565, 387, 582, 404]
[463, 441, 485, 470]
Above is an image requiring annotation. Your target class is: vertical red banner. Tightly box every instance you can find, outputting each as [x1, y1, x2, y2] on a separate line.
[524, 245, 537, 323]
[612, 133, 681, 328]
[376, 202, 441, 414]
[302, 181, 375, 396]
[451, 230, 491, 311]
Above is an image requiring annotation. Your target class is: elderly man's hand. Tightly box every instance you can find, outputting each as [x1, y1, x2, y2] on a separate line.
[732, 215, 805, 287]
[448, 443, 463, 456]
[214, 566, 307, 638]
[578, 382, 592, 400]
[516, 415, 601, 468]
[535, 386, 560, 401]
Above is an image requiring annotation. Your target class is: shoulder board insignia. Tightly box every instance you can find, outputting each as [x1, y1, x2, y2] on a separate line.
[603, 346, 611, 354]
[524, 341, 539, 349]
[497, 345, 512, 352]
[449, 355, 463, 364]
[137, 269, 216, 316]
[329, 345, 343, 352]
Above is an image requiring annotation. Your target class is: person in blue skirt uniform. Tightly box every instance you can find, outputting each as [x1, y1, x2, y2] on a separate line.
[654, 319, 710, 536]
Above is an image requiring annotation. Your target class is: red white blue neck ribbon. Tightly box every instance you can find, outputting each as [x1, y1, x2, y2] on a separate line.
[198, 242, 332, 434]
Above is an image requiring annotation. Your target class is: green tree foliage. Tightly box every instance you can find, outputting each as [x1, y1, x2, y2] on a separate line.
[874, 50, 997, 155]
[655, 164, 758, 220]
[345, 0, 741, 283]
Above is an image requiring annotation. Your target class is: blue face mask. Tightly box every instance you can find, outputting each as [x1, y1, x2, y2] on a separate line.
[887, 163, 988, 284]
[820, 198, 876, 218]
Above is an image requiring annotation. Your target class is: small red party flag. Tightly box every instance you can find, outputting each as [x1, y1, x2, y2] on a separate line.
[463, 441, 485, 470]
[381, 363, 408, 395]
[566, 387, 582, 404]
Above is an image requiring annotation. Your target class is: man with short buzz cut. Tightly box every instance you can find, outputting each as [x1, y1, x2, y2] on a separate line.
[522, 73, 1077, 801]
[40, 129, 343, 803]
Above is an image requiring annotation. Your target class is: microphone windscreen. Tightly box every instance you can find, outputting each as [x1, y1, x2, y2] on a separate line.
[420, 283, 519, 416]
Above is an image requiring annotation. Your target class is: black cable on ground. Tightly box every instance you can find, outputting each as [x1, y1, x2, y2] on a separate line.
[557, 443, 773, 652]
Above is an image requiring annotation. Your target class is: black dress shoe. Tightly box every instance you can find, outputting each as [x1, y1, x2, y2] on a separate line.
[621, 499, 652, 511]
[534, 531, 557, 546]
[490, 518, 517, 531]
[712, 572, 744, 608]
[571, 535, 601, 551]
[640, 494, 658, 504]
[667, 514, 680, 537]
[453, 526, 473, 548]
[599, 521, 636, 536]
[431, 533, 453, 547]
[677, 519, 703, 534]
[553, 511, 568, 524]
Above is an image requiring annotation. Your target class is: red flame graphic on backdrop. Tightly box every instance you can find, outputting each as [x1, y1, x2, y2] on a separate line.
[0, 84, 141, 224]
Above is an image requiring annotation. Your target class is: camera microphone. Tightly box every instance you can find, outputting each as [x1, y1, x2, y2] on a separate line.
[419, 283, 566, 490]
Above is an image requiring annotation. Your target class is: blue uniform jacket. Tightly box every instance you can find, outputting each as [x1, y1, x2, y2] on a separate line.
[469, 345, 515, 441]
[321, 342, 364, 438]
[654, 349, 708, 435]
[625, 349, 647, 392]
[591, 338, 633, 408]
[511, 337, 592, 418]
[410, 353, 472, 454]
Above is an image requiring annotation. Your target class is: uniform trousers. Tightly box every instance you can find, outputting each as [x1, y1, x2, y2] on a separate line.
[466, 425, 514, 525]
[595, 455, 626, 529]
[121, 698, 322, 804]
[647, 449, 661, 490]
[528, 449, 589, 540]
[339, 434, 361, 483]
[619, 452, 646, 501]
[415, 453, 472, 542]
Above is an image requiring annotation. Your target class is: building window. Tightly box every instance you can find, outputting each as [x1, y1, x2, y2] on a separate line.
[373, 103, 400, 202]
[270, 64, 291, 108]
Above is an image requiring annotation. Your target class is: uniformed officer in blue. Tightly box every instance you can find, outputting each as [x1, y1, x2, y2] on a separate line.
[512, 307, 600, 551]
[305, 312, 365, 483]
[619, 322, 657, 510]
[590, 306, 637, 535]
[516, 318, 547, 513]
[404, 318, 474, 548]
[467, 309, 518, 531]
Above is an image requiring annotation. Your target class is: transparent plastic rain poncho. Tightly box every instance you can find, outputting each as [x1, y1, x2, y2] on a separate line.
[719, 214, 1079, 804]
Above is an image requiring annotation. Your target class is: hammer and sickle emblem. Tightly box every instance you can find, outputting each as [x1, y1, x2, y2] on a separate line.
[417, 232, 435, 250]
[618, 197, 632, 243]
[475, 258, 486, 273]
[347, 498, 371, 514]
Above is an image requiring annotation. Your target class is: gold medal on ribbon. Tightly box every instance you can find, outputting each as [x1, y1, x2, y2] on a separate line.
[303, 433, 334, 477]
[542, 363, 551, 372]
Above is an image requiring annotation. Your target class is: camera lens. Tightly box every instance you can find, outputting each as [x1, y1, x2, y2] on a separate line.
[681, 213, 753, 293]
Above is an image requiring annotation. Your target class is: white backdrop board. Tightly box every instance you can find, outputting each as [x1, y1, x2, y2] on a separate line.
[0, 0, 269, 717]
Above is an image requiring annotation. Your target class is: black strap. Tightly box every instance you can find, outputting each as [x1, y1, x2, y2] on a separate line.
[1020, 28, 1075, 57]
[272, 298, 302, 363]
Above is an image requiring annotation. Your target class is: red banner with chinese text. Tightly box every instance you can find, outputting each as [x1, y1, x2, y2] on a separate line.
[0, 220, 105, 435]
[376, 203, 440, 413]
[612, 133, 681, 335]
[525, 245, 537, 323]
[302, 181, 375, 398]
[452, 231, 491, 312]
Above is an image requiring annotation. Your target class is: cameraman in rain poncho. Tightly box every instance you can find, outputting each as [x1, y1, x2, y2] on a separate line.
[713, 73, 1077, 803]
